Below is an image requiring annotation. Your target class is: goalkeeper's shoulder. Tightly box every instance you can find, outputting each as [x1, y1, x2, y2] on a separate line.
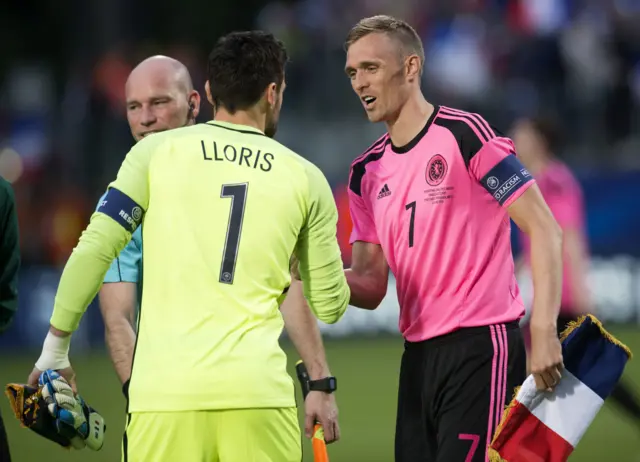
[256, 137, 312, 171]
[272, 143, 333, 203]
[252, 139, 330, 210]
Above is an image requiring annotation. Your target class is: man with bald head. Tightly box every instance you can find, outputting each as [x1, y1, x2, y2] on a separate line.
[97, 55, 202, 394]
[125, 55, 200, 141]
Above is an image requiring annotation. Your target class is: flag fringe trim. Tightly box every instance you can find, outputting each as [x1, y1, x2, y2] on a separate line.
[488, 447, 508, 462]
[559, 314, 632, 359]
[488, 314, 633, 462]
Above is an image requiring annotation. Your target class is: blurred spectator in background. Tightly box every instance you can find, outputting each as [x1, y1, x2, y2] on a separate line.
[0, 176, 21, 462]
[513, 115, 640, 433]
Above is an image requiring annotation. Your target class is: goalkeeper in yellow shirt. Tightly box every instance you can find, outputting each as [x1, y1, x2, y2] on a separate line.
[27, 31, 350, 462]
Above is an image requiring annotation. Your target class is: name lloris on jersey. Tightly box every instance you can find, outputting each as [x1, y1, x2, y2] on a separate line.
[201, 140, 273, 172]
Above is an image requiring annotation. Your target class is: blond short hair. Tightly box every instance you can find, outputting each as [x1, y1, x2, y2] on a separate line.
[345, 15, 425, 68]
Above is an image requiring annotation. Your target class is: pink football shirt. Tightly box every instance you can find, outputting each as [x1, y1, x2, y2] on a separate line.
[519, 160, 587, 312]
[348, 106, 533, 342]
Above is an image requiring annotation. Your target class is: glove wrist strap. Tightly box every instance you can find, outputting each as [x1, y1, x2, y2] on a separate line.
[35, 331, 71, 371]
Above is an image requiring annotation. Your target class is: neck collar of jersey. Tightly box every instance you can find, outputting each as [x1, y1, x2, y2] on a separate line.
[206, 120, 265, 135]
[391, 105, 440, 154]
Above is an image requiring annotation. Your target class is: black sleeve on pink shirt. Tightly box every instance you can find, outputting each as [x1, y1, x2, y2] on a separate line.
[434, 114, 533, 206]
[434, 116, 504, 168]
[349, 143, 387, 197]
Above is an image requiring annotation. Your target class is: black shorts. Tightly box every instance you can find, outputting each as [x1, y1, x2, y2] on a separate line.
[0, 410, 10, 462]
[395, 322, 526, 462]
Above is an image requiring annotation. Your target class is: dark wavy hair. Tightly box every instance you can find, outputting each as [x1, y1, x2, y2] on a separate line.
[207, 31, 289, 113]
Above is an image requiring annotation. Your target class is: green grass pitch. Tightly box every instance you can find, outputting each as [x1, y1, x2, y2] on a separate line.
[2, 330, 639, 461]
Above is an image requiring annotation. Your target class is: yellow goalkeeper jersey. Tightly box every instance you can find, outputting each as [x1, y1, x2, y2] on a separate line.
[49, 121, 350, 412]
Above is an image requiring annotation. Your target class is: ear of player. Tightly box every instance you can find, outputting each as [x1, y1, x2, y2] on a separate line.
[4, 369, 106, 451]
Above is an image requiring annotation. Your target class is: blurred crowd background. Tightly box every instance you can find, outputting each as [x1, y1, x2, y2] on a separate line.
[2, 0, 640, 268]
[1, 0, 640, 460]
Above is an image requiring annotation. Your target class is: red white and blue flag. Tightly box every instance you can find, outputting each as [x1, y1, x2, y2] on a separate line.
[489, 314, 632, 462]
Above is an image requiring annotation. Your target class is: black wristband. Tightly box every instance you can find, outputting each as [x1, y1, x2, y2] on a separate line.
[308, 377, 337, 393]
[122, 379, 130, 400]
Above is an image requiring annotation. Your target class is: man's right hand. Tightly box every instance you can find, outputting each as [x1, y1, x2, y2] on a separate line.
[529, 322, 564, 392]
[304, 391, 340, 444]
[27, 366, 77, 394]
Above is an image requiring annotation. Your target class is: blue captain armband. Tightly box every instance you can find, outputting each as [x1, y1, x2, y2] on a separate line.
[97, 188, 144, 232]
[480, 154, 533, 206]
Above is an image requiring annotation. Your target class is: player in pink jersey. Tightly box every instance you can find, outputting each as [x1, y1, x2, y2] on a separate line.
[342, 16, 564, 461]
[513, 115, 640, 432]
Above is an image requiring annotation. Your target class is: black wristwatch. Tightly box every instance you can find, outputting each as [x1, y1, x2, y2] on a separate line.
[308, 376, 337, 394]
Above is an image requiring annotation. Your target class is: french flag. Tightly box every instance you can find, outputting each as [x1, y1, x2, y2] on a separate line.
[488, 314, 632, 462]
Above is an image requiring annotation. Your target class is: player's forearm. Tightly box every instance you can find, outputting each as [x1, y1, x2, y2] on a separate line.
[281, 281, 331, 379]
[304, 278, 350, 324]
[99, 283, 137, 384]
[528, 223, 563, 329]
[299, 252, 350, 324]
[104, 318, 136, 384]
[50, 215, 132, 332]
[297, 166, 351, 324]
[344, 268, 387, 310]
